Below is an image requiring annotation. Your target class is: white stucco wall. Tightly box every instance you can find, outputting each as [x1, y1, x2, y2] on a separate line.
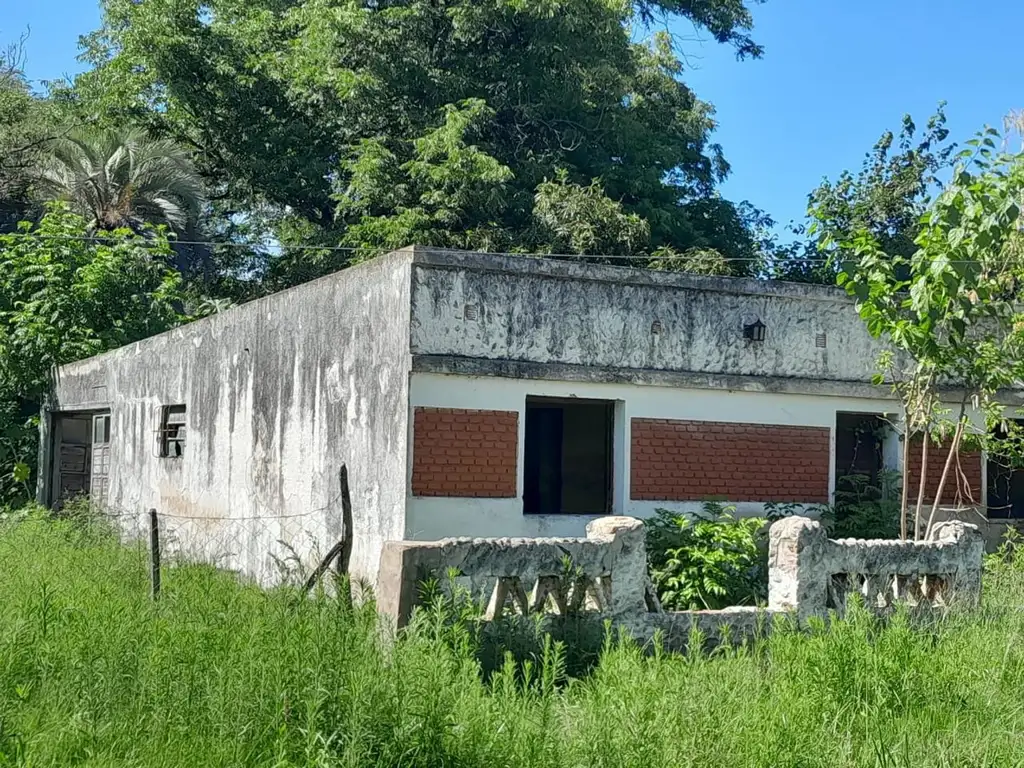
[404, 372, 905, 541]
[408, 255, 896, 384]
[47, 253, 415, 586]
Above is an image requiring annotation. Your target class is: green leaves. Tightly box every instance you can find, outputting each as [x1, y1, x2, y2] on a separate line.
[645, 504, 767, 611]
[74, 0, 768, 282]
[819, 127, 1024, 538]
[0, 203, 191, 507]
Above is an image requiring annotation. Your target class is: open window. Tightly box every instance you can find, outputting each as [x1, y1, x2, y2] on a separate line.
[987, 419, 1024, 519]
[523, 397, 614, 515]
[159, 405, 187, 458]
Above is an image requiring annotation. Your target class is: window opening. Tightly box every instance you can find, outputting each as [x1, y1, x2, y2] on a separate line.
[523, 397, 614, 515]
[159, 405, 187, 458]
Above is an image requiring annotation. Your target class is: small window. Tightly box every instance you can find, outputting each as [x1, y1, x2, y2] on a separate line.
[92, 414, 111, 444]
[160, 405, 187, 458]
[523, 397, 615, 515]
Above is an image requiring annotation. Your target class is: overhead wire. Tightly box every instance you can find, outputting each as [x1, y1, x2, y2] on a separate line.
[0, 231, 981, 265]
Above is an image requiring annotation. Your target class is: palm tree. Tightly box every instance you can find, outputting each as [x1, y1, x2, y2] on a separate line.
[34, 129, 204, 234]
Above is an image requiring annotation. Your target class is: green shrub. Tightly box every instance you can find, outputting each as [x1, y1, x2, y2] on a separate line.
[830, 471, 902, 539]
[645, 503, 767, 610]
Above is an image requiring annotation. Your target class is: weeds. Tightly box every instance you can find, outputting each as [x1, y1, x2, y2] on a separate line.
[2, 516, 1024, 767]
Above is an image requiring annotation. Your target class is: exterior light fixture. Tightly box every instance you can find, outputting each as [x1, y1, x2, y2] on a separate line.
[743, 319, 766, 342]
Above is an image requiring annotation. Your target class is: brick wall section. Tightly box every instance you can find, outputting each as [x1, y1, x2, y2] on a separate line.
[906, 438, 983, 506]
[412, 407, 518, 498]
[631, 419, 831, 502]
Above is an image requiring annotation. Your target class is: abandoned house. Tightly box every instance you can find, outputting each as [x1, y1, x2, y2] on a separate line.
[37, 248, 1023, 586]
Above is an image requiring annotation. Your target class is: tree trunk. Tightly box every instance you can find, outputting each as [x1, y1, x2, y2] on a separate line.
[900, 425, 911, 541]
[913, 434, 929, 540]
[924, 417, 967, 540]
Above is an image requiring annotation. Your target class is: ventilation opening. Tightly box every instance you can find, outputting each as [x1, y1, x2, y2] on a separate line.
[523, 397, 614, 515]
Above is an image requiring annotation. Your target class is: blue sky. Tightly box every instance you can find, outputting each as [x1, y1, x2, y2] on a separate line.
[5, 0, 1023, 237]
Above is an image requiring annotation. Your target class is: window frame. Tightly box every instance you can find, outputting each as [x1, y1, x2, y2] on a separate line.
[159, 404, 187, 459]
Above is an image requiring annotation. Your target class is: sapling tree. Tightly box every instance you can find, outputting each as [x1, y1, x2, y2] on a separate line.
[813, 130, 1024, 539]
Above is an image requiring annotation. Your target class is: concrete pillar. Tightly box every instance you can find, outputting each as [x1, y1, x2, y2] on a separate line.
[767, 516, 830, 622]
[931, 519, 984, 607]
[586, 516, 648, 617]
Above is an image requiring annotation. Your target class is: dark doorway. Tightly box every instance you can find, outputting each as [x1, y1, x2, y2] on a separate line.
[834, 412, 886, 483]
[523, 397, 614, 515]
[988, 420, 1024, 519]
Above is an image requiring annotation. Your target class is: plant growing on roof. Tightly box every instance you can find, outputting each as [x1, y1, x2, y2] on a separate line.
[814, 128, 1024, 540]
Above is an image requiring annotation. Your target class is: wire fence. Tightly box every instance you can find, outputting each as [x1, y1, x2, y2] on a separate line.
[56, 465, 355, 598]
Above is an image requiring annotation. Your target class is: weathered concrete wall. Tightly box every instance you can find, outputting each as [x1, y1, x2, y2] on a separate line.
[379, 515, 984, 651]
[46, 251, 414, 585]
[408, 251, 893, 388]
[768, 517, 984, 621]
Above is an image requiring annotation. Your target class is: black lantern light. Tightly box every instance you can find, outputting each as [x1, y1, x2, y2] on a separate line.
[743, 319, 766, 342]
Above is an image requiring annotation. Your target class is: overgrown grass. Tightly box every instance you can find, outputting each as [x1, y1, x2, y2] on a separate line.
[4, 513, 1024, 767]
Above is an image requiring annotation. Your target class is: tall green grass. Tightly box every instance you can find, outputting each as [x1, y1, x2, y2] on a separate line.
[3, 512, 1024, 767]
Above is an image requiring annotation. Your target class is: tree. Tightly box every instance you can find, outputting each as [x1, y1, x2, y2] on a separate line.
[774, 105, 956, 284]
[71, 0, 770, 285]
[33, 128, 204, 234]
[0, 203, 191, 507]
[818, 130, 1024, 540]
[0, 34, 59, 231]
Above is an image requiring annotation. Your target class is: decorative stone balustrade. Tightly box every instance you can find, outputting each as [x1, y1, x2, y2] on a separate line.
[768, 517, 984, 621]
[377, 515, 985, 648]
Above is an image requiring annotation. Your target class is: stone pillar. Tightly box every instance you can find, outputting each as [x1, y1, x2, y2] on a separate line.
[768, 516, 830, 622]
[931, 519, 984, 607]
[586, 516, 648, 617]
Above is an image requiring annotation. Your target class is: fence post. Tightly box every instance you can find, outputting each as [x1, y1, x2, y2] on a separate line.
[149, 508, 161, 601]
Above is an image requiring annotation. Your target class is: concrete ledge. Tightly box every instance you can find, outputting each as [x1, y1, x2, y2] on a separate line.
[411, 354, 899, 400]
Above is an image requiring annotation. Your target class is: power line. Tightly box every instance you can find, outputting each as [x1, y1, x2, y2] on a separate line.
[0, 232, 802, 262]
[0, 230, 1002, 266]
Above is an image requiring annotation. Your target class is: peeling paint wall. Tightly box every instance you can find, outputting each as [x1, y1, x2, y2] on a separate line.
[408, 252, 891, 384]
[47, 251, 414, 585]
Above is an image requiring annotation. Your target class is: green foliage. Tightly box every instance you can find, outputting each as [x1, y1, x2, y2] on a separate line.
[829, 471, 902, 540]
[0, 205, 190, 506]
[774, 106, 956, 284]
[645, 504, 767, 610]
[72, 0, 771, 285]
[5, 514, 1024, 766]
[0, 37, 59, 231]
[33, 128, 205, 234]
[816, 129, 1024, 537]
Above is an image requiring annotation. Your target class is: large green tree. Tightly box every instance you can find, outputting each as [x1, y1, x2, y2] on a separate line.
[72, 0, 769, 287]
[0, 36, 59, 231]
[0, 204, 192, 507]
[772, 106, 956, 284]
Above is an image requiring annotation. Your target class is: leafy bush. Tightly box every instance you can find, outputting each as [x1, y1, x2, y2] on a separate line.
[645, 503, 768, 610]
[830, 471, 902, 539]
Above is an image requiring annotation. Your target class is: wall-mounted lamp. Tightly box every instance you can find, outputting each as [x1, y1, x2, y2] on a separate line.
[743, 319, 766, 342]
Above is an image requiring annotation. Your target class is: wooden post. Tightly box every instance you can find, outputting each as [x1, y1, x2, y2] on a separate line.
[302, 464, 354, 596]
[149, 508, 161, 601]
